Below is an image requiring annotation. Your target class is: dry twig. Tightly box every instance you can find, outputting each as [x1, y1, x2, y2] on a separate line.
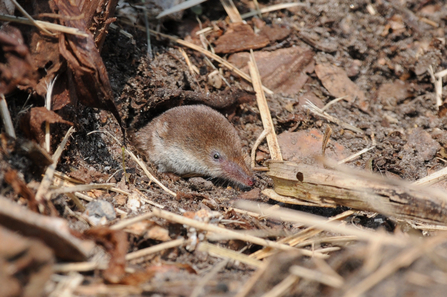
[0, 15, 88, 37]
[220, 0, 243, 23]
[304, 100, 363, 134]
[197, 242, 262, 267]
[289, 265, 343, 288]
[126, 238, 186, 261]
[151, 208, 327, 257]
[260, 274, 299, 297]
[88, 130, 176, 197]
[240, 3, 307, 19]
[248, 50, 283, 162]
[343, 234, 447, 297]
[35, 127, 75, 209]
[236, 200, 408, 247]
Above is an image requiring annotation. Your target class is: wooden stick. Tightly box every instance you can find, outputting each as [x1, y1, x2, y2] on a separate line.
[240, 3, 307, 19]
[50, 183, 114, 194]
[248, 50, 283, 161]
[11, 0, 54, 35]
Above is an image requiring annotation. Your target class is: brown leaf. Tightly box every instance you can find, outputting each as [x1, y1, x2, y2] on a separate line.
[28, 29, 64, 98]
[228, 47, 315, 95]
[20, 107, 73, 144]
[238, 188, 261, 200]
[277, 129, 351, 165]
[377, 80, 411, 106]
[0, 24, 37, 94]
[315, 63, 368, 111]
[259, 24, 291, 43]
[214, 22, 269, 54]
[119, 267, 158, 286]
[146, 225, 170, 242]
[439, 104, 447, 117]
[84, 227, 128, 283]
[51, 72, 73, 111]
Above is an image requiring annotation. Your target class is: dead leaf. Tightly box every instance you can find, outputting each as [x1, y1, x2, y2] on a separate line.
[377, 80, 411, 106]
[146, 225, 170, 242]
[228, 47, 315, 95]
[51, 0, 123, 132]
[120, 263, 196, 286]
[0, 24, 37, 94]
[259, 24, 291, 43]
[20, 107, 73, 145]
[238, 188, 261, 200]
[84, 227, 128, 283]
[4, 169, 38, 212]
[14, 138, 53, 167]
[214, 22, 269, 54]
[277, 129, 351, 165]
[315, 63, 368, 111]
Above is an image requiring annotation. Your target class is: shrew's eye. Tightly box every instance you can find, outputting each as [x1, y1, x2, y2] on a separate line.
[213, 153, 220, 160]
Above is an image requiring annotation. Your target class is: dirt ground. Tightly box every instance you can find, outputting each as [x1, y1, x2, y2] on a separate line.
[2, 0, 447, 296]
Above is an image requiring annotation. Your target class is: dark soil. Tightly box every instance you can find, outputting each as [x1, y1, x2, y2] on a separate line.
[2, 0, 447, 296]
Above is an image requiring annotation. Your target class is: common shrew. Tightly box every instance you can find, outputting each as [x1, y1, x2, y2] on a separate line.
[135, 105, 254, 188]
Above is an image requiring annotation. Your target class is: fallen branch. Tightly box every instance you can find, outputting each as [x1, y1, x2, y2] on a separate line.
[265, 160, 447, 226]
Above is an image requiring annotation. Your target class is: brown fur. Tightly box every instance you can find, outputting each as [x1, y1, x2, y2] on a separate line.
[134, 105, 254, 187]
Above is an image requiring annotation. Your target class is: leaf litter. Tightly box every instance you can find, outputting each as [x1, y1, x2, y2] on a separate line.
[1, 0, 447, 296]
